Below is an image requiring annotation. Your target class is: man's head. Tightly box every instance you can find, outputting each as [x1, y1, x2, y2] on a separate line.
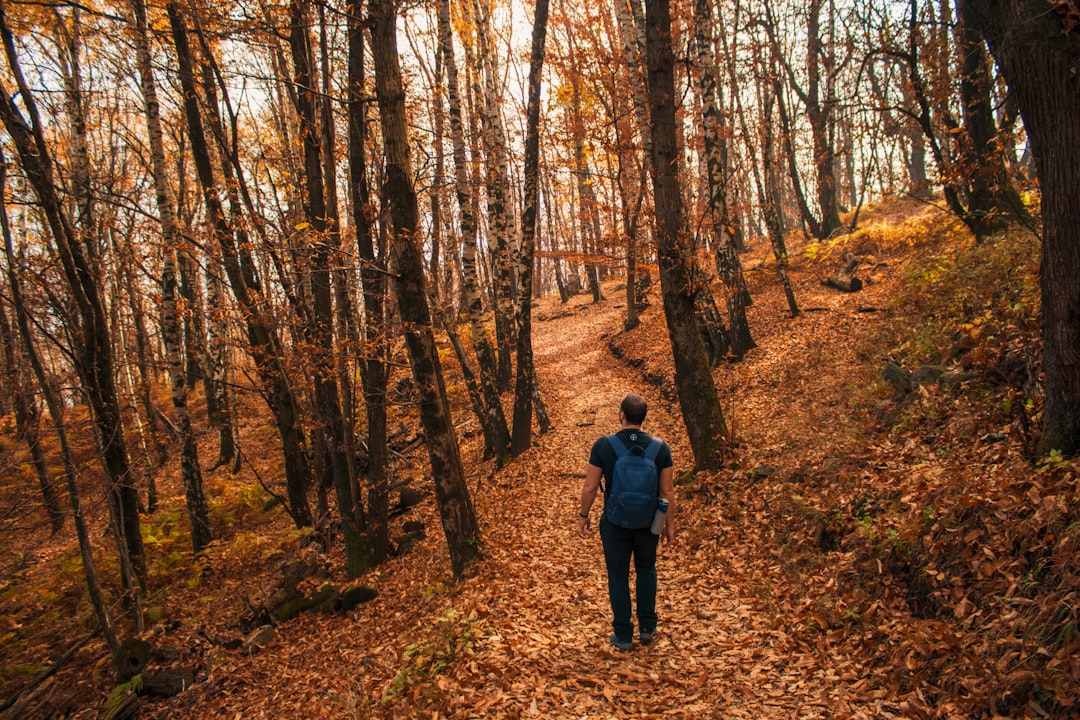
[620, 394, 648, 426]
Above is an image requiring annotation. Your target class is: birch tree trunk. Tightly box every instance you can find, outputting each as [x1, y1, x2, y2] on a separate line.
[470, 0, 517, 388]
[692, 0, 754, 358]
[613, 0, 652, 166]
[370, 0, 481, 576]
[722, 9, 799, 318]
[205, 261, 236, 469]
[131, 0, 212, 554]
[438, 0, 511, 463]
[510, 0, 551, 455]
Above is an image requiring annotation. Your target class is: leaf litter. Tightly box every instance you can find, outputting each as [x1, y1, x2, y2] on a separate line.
[3, 201, 1077, 719]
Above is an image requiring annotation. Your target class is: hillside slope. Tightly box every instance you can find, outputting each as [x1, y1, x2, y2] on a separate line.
[1, 200, 1076, 719]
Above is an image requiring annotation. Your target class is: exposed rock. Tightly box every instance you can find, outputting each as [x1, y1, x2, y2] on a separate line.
[143, 668, 195, 697]
[883, 361, 912, 397]
[911, 365, 947, 388]
[339, 585, 379, 613]
[273, 583, 337, 622]
[394, 530, 426, 556]
[752, 465, 777, 480]
[242, 625, 276, 656]
[939, 370, 975, 393]
[114, 638, 152, 682]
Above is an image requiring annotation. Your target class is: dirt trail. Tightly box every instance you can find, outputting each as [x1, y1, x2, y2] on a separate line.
[145, 274, 897, 719]
[440, 292, 887, 719]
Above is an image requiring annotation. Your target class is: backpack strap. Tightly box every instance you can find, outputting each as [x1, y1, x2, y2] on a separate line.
[643, 437, 662, 461]
[607, 434, 630, 457]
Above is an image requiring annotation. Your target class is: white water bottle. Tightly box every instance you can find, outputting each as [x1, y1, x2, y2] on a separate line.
[650, 498, 669, 535]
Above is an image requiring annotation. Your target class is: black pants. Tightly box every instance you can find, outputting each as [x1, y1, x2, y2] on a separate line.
[600, 517, 659, 643]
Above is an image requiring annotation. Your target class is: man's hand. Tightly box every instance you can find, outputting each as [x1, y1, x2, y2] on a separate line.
[663, 520, 675, 545]
[577, 514, 592, 537]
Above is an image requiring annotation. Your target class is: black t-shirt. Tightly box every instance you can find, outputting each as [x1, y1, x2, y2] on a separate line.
[588, 429, 674, 496]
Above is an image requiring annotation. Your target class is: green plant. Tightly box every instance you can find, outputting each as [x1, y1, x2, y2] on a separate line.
[104, 673, 143, 711]
[1037, 449, 1069, 471]
[385, 608, 485, 705]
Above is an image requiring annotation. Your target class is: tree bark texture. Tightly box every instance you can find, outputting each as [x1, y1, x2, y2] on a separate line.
[966, 0, 1080, 457]
[0, 300, 63, 533]
[511, 0, 551, 456]
[692, 0, 754, 358]
[288, 0, 369, 577]
[760, 87, 801, 317]
[438, 0, 511, 464]
[132, 0, 212, 554]
[347, 0, 391, 564]
[0, 155, 119, 657]
[167, 1, 313, 527]
[370, 0, 481, 576]
[644, 0, 728, 471]
[470, 0, 517, 390]
[955, 0, 1029, 234]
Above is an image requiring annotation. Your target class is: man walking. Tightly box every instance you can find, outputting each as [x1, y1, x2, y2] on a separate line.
[578, 394, 675, 650]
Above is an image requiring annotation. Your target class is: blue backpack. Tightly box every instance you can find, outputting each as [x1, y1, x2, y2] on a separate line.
[603, 434, 662, 528]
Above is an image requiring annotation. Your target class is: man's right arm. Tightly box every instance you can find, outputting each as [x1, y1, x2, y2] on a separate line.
[658, 465, 675, 544]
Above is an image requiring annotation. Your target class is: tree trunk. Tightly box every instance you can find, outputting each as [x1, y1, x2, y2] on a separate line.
[763, 0, 842, 238]
[438, 0, 511, 464]
[347, 0, 391, 564]
[370, 0, 481, 576]
[0, 303, 63, 533]
[966, 0, 1080, 457]
[288, 0, 369, 577]
[318, 5, 361, 525]
[644, 0, 728, 471]
[511, 0, 551, 456]
[166, 1, 313, 527]
[132, 0, 212, 554]
[692, 0, 754, 358]
[204, 262, 236, 469]
[614, 0, 653, 167]
[955, 0, 1030, 234]
[761, 86, 801, 317]
[116, 235, 167, 470]
[566, 37, 605, 307]
[773, 81, 823, 239]
[470, 0, 517, 390]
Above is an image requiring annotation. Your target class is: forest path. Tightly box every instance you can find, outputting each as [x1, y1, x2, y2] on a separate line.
[144, 262, 899, 720]
[441, 288, 883, 719]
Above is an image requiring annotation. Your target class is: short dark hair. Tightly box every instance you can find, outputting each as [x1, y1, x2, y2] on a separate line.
[620, 394, 648, 425]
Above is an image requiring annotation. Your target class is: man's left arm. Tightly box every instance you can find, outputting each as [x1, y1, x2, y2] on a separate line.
[578, 464, 602, 537]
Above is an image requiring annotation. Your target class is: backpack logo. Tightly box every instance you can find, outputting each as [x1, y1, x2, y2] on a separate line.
[604, 434, 661, 529]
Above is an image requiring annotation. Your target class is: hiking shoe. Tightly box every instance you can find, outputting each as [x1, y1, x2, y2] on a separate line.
[639, 628, 656, 645]
[610, 635, 633, 651]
